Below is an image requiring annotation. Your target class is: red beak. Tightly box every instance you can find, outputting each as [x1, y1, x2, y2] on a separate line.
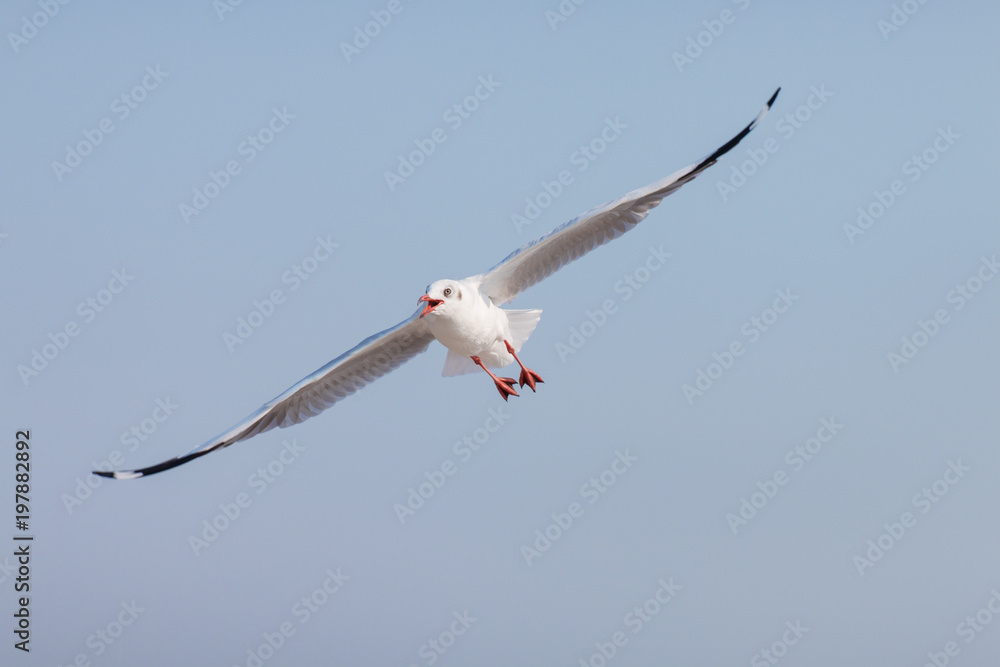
[419, 294, 443, 317]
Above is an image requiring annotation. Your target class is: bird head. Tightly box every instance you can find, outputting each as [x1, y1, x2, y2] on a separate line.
[419, 280, 463, 318]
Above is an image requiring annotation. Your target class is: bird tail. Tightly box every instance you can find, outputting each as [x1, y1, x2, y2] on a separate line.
[505, 308, 542, 352]
[442, 350, 480, 376]
[440, 309, 543, 376]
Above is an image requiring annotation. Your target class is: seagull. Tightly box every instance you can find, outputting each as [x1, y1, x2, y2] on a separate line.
[95, 88, 779, 480]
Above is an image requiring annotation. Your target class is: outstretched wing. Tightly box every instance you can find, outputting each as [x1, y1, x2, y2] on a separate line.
[95, 307, 435, 479]
[474, 89, 779, 305]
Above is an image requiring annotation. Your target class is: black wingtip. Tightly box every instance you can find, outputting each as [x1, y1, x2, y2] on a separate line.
[91, 446, 216, 480]
[691, 88, 781, 171]
[767, 87, 781, 108]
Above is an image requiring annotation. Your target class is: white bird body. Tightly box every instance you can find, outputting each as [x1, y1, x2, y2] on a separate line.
[422, 279, 512, 362]
[95, 89, 780, 480]
[420, 278, 542, 374]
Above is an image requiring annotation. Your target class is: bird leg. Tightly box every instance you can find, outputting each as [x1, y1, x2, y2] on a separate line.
[504, 340, 544, 392]
[472, 355, 519, 401]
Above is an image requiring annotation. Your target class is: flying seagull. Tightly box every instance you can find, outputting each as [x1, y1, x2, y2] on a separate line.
[95, 88, 779, 480]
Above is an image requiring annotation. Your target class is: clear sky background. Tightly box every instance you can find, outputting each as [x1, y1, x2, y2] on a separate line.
[3, 1, 999, 665]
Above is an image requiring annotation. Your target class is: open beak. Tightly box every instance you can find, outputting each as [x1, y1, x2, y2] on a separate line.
[418, 294, 443, 317]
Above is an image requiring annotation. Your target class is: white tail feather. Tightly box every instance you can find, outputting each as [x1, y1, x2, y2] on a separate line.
[505, 308, 542, 352]
[442, 349, 479, 376]
[441, 308, 543, 376]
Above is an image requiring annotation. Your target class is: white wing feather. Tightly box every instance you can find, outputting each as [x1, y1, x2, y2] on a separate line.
[473, 89, 779, 305]
[96, 307, 434, 478]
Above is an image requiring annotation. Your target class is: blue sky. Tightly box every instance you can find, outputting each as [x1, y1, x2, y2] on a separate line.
[3, 1, 999, 665]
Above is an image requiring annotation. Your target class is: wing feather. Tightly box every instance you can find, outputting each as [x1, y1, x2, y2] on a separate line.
[474, 89, 779, 305]
[94, 306, 434, 479]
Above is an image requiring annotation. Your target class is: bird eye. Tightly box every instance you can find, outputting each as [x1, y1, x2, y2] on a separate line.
[443, 288, 452, 297]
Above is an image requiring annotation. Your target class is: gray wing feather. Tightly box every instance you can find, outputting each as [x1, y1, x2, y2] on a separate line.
[475, 89, 779, 305]
[95, 306, 434, 478]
